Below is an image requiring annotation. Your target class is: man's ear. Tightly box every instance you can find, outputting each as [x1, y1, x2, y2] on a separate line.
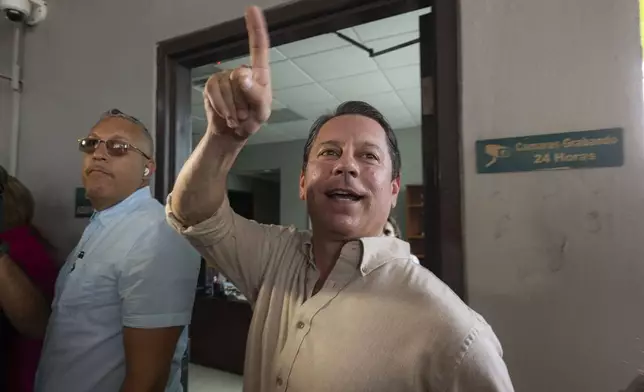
[391, 176, 401, 208]
[144, 161, 156, 178]
[299, 171, 306, 200]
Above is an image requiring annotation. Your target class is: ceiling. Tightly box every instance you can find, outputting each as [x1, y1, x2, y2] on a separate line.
[191, 7, 430, 145]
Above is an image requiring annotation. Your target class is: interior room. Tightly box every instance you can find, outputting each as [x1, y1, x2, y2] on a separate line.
[187, 8, 429, 390]
[1, 0, 643, 391]
[190, 8, 427, 234]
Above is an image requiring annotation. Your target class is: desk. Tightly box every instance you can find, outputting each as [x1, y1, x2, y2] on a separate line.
[190, 296, 252, 375]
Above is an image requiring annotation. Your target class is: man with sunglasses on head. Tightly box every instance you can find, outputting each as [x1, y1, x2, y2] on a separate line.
[35, 109, 200, 392]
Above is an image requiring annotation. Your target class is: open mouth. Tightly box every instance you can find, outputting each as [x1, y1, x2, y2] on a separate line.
[325, 188, 364, 202]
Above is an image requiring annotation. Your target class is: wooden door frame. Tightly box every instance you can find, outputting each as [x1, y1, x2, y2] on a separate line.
[155, 0, 465, 300]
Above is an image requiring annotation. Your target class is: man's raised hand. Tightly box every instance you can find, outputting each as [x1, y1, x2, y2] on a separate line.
[203, 6, 272, 140]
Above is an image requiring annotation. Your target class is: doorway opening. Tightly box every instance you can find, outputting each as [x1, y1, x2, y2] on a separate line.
[157, 0, 463, 299]
[156, 0, 461, 383]
[189, 9, 427, 238]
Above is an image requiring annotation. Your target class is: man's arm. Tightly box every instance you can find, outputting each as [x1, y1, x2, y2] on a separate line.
[170, 6, 272, 227]
[120, 326, 184, 392]
[118, 219, 200, 392]
[446, 325, 515, 392]
[0, 253, 50, 339]
[170, 130, 245, 227]
[167, 7, 295, 301]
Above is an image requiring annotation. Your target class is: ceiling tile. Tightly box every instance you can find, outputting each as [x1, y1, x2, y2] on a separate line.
[276, 33, 351, 59]
[367, 31, 418, 52]
[272, 99, 287, 110]
[216, 48, 286, 69]
[192, 64, 216, 79]
[396, 87, 422, 120]
[288, 99, 340, 120]
[387, 113, 418, 129]
[292, 46, 379, 82]
[273, 83, 335, 107]
[384, 65, 420, 91]
[271, 60, 314, 89]
[353, 8, 430, 42]
[246, 125, 283, 145]
[275, 120, 314, 137]
[191, 8, 432, 145]
[337, 28, 361, 42]
[356, 90, 405, 110]
[368, 32, 420, 70]
[247, 120, 313, 145]
[272, 48, 287, 62]
[354, 91, 412, 125]
[321, 71, 393, 101]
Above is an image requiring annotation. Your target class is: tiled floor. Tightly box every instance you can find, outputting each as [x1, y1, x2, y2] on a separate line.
[188, 364, 243, 392]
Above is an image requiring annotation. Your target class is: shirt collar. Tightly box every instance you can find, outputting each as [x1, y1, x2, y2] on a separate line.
[302, 233, 411, 275]
[358, 237, 411, 274]
[91, 186, 151, 226]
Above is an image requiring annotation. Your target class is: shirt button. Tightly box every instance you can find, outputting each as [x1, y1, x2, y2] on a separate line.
[296, 321, 305, 329]
[276, 377, 283, 386]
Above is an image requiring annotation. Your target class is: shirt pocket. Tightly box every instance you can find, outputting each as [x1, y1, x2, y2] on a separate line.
[55, 263, 93, 310]
[57, 259, 119, 311]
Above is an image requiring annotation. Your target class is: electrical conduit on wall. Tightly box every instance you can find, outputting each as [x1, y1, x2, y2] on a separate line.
[641, 0, 644, 49]
[9, 23, 23, 176]
[3, 0, 48, 176]
[641, 0, 644, 99]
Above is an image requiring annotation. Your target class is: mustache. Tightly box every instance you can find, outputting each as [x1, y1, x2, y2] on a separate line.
[85, 166, 114, 178]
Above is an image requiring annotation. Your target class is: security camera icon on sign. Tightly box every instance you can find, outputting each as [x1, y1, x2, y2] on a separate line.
[484, 144, 511, 168]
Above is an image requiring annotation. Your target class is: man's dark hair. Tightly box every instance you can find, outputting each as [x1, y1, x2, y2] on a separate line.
[386, 215, 402, 239]
[301, 101, 402, 180]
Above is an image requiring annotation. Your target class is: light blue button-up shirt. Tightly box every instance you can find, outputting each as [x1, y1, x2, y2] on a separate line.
[36, 187, 200, 392]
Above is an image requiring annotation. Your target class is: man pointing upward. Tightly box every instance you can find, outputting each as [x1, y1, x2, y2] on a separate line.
[167, 6, 514, 392]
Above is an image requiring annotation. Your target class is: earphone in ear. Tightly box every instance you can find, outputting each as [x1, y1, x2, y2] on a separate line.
[143, 168, 150, 177]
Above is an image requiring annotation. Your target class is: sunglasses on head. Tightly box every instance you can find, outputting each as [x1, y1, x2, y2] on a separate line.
[77, 138, 151, 160]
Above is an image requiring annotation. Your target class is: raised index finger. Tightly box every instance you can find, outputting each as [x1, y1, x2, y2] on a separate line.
[245, 6, 271, 86]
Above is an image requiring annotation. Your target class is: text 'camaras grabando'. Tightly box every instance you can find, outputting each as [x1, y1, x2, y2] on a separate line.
[515, 136, 620, 151]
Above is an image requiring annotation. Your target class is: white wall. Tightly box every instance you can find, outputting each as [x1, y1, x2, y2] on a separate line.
[15, 0, 290, 257]
[461, 1, 644, 391]
[0, 19, 15, 170]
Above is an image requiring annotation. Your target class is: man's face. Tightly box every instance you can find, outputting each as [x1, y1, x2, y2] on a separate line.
[82, 117, 152, 209]
[299, 115, 400, 239]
